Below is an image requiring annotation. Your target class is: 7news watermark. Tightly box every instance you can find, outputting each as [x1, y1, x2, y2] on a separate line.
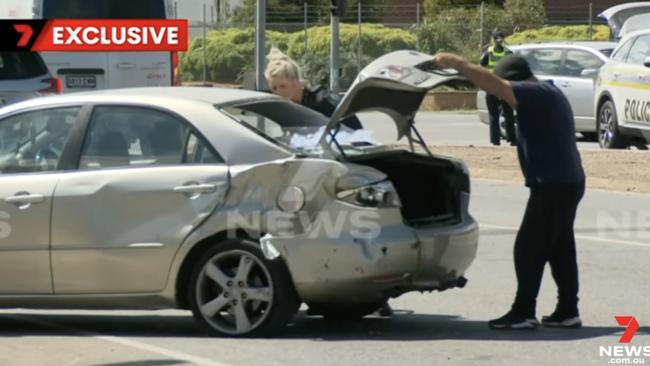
[600, 316, 649, 364]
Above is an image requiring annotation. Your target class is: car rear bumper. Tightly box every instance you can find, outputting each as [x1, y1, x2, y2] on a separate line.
[268, 199, 479, 304]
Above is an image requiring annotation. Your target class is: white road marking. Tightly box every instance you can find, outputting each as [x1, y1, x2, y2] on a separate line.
[4, 313, 234, 366]
[481, 223, 650, 249]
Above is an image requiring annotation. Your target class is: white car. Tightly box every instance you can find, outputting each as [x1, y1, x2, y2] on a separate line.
[477, 42, 615, 140]
[599, 1, 650, 40]
[2, 0, 179, 93]
[0, 51, 61, 106]
[594, 29, 650, 149]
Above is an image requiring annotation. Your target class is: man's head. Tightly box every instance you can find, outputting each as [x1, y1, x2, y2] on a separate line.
[492, 30, 506, 48]
[493, 54, 534, 81]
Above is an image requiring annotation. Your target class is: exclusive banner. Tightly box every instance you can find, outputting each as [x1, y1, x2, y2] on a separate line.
[0, 19, 188, 52]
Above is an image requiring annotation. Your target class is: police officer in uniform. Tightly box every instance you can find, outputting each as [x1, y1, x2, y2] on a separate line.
[480, 31, 517, 145]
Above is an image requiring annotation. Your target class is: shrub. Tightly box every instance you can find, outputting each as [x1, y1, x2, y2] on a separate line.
[506, 25, 611, 44]
[180, 24, 415, 87]
[179, 28, 289, 83]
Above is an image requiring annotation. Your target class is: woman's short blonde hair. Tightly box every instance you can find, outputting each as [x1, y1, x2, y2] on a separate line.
[264, 47, 304, 83]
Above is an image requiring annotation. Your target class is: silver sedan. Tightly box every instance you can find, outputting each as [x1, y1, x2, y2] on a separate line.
[0, 51, 478, 337]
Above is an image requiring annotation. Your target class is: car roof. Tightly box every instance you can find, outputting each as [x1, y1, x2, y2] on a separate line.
[0, 87, 293, 166]
[619, 27, 650, 41]
[511, 41, 616, 52]
[0, 86, 281, 113]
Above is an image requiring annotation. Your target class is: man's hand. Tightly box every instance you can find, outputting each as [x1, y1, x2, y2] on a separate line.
[432, 52, 517, 109]
[432, 53, 468, 70]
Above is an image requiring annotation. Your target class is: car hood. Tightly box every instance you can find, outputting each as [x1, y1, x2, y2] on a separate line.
[599, 2, 650, 39]
[319, 50, 460, 144]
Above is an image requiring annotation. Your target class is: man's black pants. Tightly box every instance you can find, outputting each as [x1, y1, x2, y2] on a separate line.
[511, 182, 585, 317]
[486, 93, 516, 145]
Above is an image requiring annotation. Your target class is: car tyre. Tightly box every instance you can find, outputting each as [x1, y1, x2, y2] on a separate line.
[188, 239, 300, 337]
[598, 100, 628, 149]
[306, 301, 387, 320]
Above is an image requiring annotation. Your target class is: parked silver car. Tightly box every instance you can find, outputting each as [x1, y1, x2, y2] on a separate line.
[477, 42, 615, 140]
[0, 51, 61, 106]
[0, 51, 478, 337]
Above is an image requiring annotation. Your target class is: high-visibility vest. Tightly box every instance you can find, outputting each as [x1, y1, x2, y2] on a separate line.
[487, 46, 508, 69]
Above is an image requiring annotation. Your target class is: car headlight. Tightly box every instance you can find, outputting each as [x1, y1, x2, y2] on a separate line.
[337, 180, 401, 208]
[277, 186, 305, 213]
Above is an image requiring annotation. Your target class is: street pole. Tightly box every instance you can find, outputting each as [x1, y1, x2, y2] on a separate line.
[479, 2, 485, 55]
[416, 2, 420, 51]
[255, 0, 266, 91]
[357, 2, 361, 72]
[330, 11, 339, 93]
[202, 1, 207, 83]
[589, 3, 593, 40]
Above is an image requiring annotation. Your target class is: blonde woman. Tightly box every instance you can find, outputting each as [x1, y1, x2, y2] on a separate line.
[264, 48, 362, 130]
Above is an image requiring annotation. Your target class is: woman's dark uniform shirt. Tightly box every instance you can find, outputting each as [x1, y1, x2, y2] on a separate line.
[301, 86, 363, 130]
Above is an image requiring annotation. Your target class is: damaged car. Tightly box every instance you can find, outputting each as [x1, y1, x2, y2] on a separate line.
[0, 51, 478, 337]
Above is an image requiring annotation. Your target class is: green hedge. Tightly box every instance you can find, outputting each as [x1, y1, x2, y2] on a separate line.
[179, 24, 415, 85]
[179, 28, 289, 83]
[180, 24, 612, 85]
[506, 25, 611, 44]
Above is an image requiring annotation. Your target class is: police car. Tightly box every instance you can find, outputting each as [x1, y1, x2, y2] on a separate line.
[594, 28, 650, 149]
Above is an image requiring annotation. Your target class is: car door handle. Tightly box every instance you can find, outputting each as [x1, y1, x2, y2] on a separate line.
[613, 72, 621, 78]
[173, 183, 218, 194]
[559, 81, 571, 87]
[116, 62, 137, 70]
[5, 193, 45, 205]
[638, 74, 648, 80]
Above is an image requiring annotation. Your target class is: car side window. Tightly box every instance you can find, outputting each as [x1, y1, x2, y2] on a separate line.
[518, 48, 563, 76]
[185, 133, 222, 164]
[0, 107, 79, 174]
[562, 50, 604, 77]
[612, 38, 634, 62]
[627, 35, 650, 66]
[80, 106, 189, 169]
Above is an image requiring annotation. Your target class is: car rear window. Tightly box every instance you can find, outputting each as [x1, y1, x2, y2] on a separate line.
[0, 52, 48, 80]
[43, 0, 166, 19]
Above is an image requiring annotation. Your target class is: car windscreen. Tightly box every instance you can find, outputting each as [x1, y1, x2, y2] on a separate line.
[43, 0, 166, 19]
[0, 52, 48, 80]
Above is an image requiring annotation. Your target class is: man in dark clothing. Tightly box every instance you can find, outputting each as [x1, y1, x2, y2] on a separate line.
[432, 53, 585, 330]
[480, 31, 517, 146]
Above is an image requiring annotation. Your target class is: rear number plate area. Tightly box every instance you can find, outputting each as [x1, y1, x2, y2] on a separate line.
[66, 75, 97, 88]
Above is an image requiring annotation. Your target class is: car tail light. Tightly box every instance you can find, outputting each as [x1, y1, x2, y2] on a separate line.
[38, 77, 63, 94]
[336, 180, 401, 208]
[171, 51, 181, 86]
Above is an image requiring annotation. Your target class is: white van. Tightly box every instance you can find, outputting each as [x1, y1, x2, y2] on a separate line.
[2, 0, 179, 93]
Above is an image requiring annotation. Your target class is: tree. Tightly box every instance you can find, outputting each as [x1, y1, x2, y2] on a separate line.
[503, 0, 545, 30]
[423, 0, 504, 23]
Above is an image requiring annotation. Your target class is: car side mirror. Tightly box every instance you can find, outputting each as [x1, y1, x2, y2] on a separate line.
[644, 57, 650, 68]
[580, 68, 599, 77]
